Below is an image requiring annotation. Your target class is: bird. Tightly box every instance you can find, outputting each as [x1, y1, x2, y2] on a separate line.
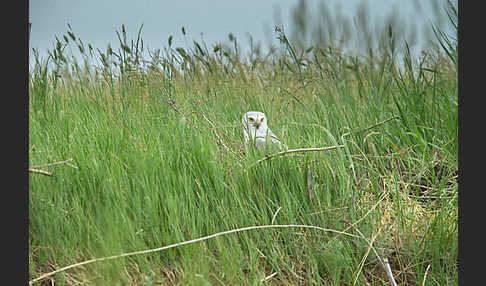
[242, 111, 283, 152]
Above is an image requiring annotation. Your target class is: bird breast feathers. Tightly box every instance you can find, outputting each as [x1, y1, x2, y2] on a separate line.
[242, 111, 282, 151]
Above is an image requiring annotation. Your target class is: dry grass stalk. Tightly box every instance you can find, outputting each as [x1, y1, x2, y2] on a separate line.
[88, 93, 147, 153]
[357, 116, 400, 133]
[353, 228, 381, 285]
[166, 98, 243, 163]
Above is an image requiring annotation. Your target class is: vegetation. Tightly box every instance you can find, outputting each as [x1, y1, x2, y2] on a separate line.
[29, 1, 457, 285]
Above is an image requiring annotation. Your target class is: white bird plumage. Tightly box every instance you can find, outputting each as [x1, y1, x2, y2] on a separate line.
[242, 111, 282, 152]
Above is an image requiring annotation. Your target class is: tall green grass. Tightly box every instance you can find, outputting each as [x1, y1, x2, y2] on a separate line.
[29, 2, 457, 285]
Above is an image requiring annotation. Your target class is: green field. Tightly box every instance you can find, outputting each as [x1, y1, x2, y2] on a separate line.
[29, 4, 457, 285]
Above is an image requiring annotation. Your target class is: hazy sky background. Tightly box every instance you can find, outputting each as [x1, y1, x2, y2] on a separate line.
[29, 0, 454, 65]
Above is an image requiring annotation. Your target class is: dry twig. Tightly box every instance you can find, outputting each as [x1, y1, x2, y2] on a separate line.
[30, 224, 361, 285]
[422, 264, 431, 286]
[248, 145, 344, 168]
[383, 257, 398, 286]
[29, 168, 52, 176]
[260, 272, 277, 283]
[31, 158, 77, 169]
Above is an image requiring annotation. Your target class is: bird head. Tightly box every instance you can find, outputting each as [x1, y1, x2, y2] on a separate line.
[242, 111, 266, 130]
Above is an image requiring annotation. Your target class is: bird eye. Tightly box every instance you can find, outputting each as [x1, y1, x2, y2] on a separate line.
[248, 118, 254, 122]
[261, 118, 264, 122]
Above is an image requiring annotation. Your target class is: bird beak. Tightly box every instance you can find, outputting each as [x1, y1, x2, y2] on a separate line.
[256, 119, 261, 129]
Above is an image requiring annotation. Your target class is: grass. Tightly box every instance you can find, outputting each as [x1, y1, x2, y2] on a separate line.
[29, 3, 457, 285]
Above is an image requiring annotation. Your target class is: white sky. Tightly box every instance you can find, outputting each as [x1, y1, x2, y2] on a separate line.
[29, 0, 455, 64]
